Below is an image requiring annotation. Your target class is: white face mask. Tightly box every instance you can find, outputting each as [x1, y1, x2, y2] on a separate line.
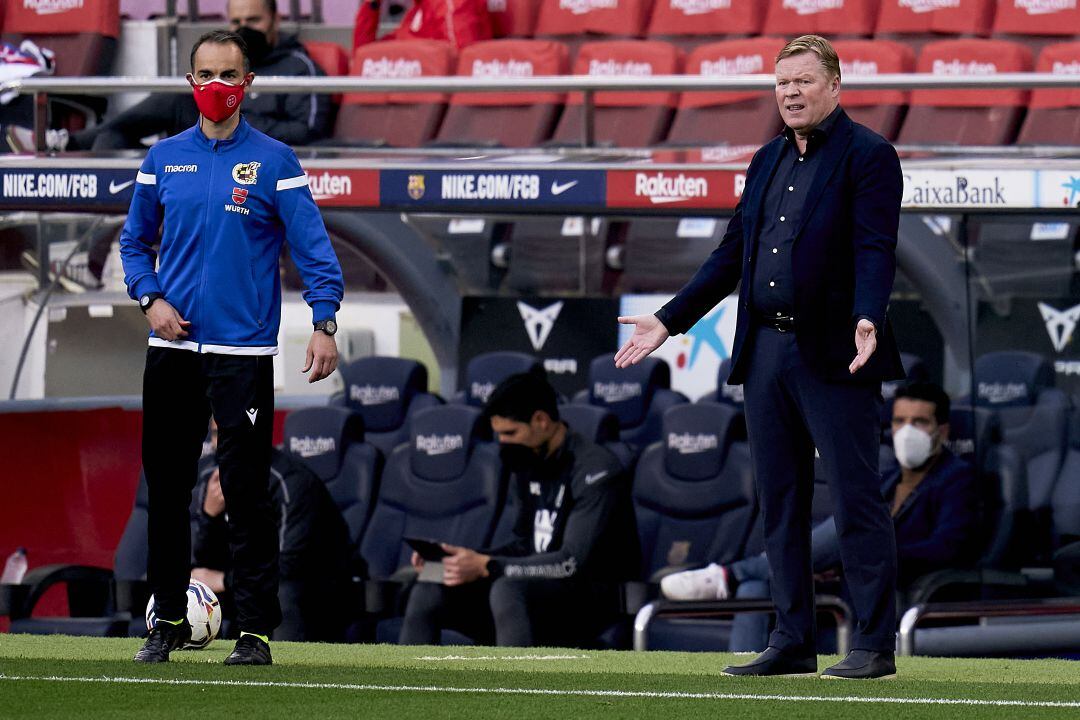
[893, 423, 935, 470]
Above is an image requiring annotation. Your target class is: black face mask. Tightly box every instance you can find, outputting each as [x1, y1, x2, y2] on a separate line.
[499, 443, 539, 474]
[236, 26, 271, 66]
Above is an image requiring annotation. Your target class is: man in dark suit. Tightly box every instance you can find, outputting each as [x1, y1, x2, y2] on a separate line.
[661, 382, 981, 652]
[616, 34, 905, 679]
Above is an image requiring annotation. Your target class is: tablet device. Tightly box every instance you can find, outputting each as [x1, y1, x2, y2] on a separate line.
[405, 537, 450, 561]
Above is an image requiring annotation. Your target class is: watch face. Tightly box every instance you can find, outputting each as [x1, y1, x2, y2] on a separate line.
[325, 319, 338, 335]
[140, 295, 150, 308]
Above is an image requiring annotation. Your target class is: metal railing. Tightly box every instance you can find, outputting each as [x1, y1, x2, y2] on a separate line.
[633, 595, 853, 654]
[1, 72, 1075, 151]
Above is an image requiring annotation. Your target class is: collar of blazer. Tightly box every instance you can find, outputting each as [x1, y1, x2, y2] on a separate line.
[747, 108, 855, 243]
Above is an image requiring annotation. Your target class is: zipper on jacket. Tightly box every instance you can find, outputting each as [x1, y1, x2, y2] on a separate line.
[196, 140, 219, 353]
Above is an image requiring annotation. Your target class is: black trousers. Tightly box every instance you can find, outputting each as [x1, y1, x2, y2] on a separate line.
[143, 347, 280, 635]
[742, 326, 897, 654]
[399, 577, 619, 647]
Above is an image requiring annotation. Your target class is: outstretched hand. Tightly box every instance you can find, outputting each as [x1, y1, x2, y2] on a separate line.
[849, 318, 877, 374]
[614, 314, 670, 369]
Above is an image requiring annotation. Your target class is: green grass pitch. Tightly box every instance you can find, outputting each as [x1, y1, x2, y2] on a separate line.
[1, 634, 1078, 719]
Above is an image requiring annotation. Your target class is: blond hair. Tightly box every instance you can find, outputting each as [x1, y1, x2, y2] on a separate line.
[776, 35, 841, 81]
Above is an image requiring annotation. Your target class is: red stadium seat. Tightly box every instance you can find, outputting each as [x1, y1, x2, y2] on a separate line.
[832, 40, 915, 140]
[646, 0, 766, 49]
[535, 0, 653, 54]
[435, 39, 570, 147]
[993, 0, 1080, 37]
[1017, 42, 1080, 145]
[666, 37, 786, 147]
[488, 0, 540, 37]
[897, 39, 1033, 146]
[551, 40, 683, 147]
[2, 0, 119, 77]
[335, 40, 455, 147]
[874, 0, 995, 52]
[762, 0, 879, 39]
[305, 41, 349, 76]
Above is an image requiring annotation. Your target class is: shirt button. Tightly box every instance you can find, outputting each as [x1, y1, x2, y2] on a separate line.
[776, 311, 783, 317]
[780, 216, 786, 222]
[798, 157, 805, 162]
[788, 186, 794, 192]
[769, 281, 776, 287]
[772, 248, 778, 254]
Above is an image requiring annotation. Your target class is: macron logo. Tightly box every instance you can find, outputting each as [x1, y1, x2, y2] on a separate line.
[517, 301, 564, 351]
[289, 435, 335, 458]
[416, 434, 464, 456]
[1038, 302, 1080, 353]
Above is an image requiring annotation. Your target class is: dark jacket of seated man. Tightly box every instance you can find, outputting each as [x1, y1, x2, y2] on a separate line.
[192, 447, 351, 642]
[399, 371, 640, 648]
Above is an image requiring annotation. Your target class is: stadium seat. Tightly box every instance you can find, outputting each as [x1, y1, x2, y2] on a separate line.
[454, 351, 543, 407]
[831, 40, 915, 140]
[633, 403, 757, 578]
[991, 0, 1080, 55]
[489, 0, 540, 38]
[896, 39, 1032, 146]
[574, 354, 689, 454]
[305, 41, 350, 77]
[434, 39, 569, 147]
[551, 40, 683, 147]
[665, 38, 786, 147]
[874, 0, 995, 51]
[967, 213, 1079, 298]
[560, 402, 636, 470]
[1017, 42, 1080, 146]
[334, 40, 454, 147]
[335, 356, 444, 457]
[358, 405, 503, 579]
[535, 0, 652, 53]
[762, 0, 879, 39]
[282, 406, 383, 576]
[503, 216, 611, 294]
[697, 358, 745, 411]
[618, 216, 729, 294]
[646, 0, 766, 50]
[1051, 408, 1080, 548]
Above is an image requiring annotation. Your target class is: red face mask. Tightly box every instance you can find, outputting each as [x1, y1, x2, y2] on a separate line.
[187, 75, 247, 123]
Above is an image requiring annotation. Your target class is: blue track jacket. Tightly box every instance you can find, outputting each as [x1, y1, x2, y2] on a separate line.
[120, 117, 343, 355]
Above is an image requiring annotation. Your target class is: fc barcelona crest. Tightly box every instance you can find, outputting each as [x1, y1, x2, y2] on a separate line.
[407, 174, 425, 200]
[232, 161, 261, 185]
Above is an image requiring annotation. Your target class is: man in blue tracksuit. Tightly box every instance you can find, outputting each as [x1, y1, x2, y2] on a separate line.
[122, 30, 344, 666]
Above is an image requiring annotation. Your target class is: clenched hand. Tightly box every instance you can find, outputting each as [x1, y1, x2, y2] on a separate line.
[145, 299, 190, 341]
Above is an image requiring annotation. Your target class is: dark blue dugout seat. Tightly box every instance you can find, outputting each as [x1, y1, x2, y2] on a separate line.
[560, 403, 636, 470]
[336, 357, 443, 457]
[283, 406, 382, 576]
[633, 403, 756, 578]
[1051, 409, 1080, 548]
[969, 351, 1070, 562]
[454, 351, 543, 407]
[359, 405, 503, 580]
[574, 355, 688, 455]
[696, 358, 744, 410]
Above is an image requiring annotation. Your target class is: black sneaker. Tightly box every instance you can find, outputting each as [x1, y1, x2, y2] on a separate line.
[133, 621, 191, 663]
[722, 646, 818, 677]
[821, 650, 896, 680]
[224, 634, 273, 666]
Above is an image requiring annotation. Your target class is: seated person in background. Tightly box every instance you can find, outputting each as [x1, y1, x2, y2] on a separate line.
[63, 0, 331, 151]
[400, 371, 640, 647]
[193, 444, 351, 642]
[662, 381, 981, 651]
[353, 0, 492, 52]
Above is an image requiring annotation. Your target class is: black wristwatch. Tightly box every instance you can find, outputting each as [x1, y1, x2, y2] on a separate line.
[139, 292, 164, 314]
[314, 318, 338, 336]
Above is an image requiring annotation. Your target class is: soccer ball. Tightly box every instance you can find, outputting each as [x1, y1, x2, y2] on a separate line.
[145, 578, 222, 649]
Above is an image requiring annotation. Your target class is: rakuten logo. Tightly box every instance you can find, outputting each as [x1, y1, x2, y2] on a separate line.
[360, 57, 424, 79]
[289, 436, 336, 458]
[667, 432, 719, 454]
[594, 381, 643, 404]
[782, 0, 844, 15]
[1014, 0, 1076, 15]
[472, 59, 535, 77]
[635, 172, 709, 204]
[932, 59, 998, 75]
[416, 434, 465, 455]
[560, 0, 619, 14]
[671, 0, 732, 14]
[587, 59, 654, 76]
[23, 0, 83, 14]
[1052, 60, 1080, 74]
[840, 59, 880, 76]
[308, 171, 353, 201]
[470, 381, 496, 404]
[349, 384, 400, 406]
[977, 382, 1029, 405]
[699, 54, 764, 75]
[898, 0, 961, 12]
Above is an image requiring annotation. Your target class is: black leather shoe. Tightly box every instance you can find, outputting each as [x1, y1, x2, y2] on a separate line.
[722, 646, 817, 677]
[821, 650, 896, 680]
[133, 622, 191, 663]
[224, 634, 273, 666]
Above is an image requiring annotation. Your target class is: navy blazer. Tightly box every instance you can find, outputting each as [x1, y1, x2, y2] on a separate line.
[883, 449, 981, 586]
[657, 108, 905, 385]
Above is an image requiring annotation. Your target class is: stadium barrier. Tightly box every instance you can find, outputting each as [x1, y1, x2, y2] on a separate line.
[898, 597, 1080, 656]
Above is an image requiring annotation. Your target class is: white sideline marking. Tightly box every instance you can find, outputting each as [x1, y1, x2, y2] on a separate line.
[1, 675, 1079, 708]
[415, 655, 590, 661]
